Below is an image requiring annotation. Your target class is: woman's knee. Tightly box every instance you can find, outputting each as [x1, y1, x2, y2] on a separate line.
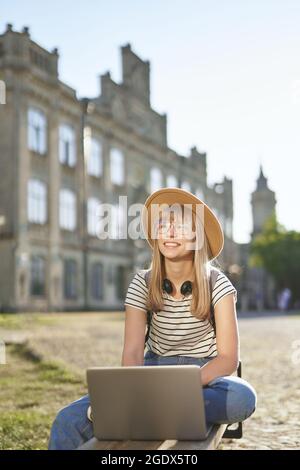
[210, 376, 257, 423]
[49, 394, 92, 450]
[226, 377, 257, 422]
[53, 394, 90, 430]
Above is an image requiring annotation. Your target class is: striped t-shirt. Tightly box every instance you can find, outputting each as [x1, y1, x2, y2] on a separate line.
[124, 268, 237, 358]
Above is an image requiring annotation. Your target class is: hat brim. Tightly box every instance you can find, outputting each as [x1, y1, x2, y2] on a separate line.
[141, 187, 224, 261]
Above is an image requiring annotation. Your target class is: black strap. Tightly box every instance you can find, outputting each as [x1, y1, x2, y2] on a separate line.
[209, 273, 216, 335]
[144, 270, 217, 346]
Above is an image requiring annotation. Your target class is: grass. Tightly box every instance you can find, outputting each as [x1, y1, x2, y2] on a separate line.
[0, 313, 61, 330]
[0, 342, 86, 450]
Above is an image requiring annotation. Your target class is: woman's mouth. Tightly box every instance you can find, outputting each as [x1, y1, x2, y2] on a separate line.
[163, 242, 181, 248]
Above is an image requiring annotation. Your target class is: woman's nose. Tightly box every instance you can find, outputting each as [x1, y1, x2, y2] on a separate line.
[169, 224, 175, 235]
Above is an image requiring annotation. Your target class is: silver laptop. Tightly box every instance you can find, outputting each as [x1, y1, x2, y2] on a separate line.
[87, 365, 212, 441]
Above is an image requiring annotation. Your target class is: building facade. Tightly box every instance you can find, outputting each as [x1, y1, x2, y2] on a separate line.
[0, 24, 237, 312]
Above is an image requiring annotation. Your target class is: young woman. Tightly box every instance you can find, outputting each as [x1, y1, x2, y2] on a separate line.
[123, 188, 256, 424]
[48, 188, 257, 450]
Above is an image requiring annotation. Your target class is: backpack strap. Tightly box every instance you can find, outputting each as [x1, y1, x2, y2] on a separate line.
[143, 270, 152, 346]
[143, 267, 220, 347]
[209, 267, 220, 335]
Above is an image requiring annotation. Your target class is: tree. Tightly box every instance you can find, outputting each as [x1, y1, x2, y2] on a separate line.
[249, 212, 300, 304]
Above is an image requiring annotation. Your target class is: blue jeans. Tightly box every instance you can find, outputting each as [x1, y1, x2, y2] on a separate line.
[48, 350, 257, 450]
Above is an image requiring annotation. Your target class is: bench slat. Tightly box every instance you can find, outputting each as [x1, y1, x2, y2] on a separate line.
[157, 424, 227, 450]
[77, 424, 227, 451]
[78, 438, 165, 450]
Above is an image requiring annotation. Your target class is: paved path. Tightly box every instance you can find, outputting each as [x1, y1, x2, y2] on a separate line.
[1, 311, 300, 449]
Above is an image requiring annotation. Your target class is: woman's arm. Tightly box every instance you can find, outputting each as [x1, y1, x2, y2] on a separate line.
[199, 292, 240, 386]
[121, 305, 147, 366]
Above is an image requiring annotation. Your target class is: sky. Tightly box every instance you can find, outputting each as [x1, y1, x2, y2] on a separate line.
[1, 0, 300, 243]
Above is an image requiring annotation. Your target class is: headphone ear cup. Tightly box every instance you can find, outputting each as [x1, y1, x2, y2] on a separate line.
[163, 278, 173, 294]
[180, 281, 193, 296]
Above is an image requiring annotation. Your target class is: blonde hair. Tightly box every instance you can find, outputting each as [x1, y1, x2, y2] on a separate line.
[145, 204, 221, 321]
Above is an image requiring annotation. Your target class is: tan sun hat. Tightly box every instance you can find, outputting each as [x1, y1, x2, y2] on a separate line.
[141, 187, 224, 261]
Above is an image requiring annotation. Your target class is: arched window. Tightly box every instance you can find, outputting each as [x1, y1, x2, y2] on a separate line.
[87, 137, 103, 177]
[64, 259, 77, 299]
[27, 107, 47, 154]
[30, 255, 46, 296]
[59, 123, 76, 167]
[110, 148, 124, 185]
[150, 167, 163, 192]
[91, 262, 104, 300]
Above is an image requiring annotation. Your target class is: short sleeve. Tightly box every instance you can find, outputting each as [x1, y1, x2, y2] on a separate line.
[124, 270, 148, 312]
[211, 271, 237, 308]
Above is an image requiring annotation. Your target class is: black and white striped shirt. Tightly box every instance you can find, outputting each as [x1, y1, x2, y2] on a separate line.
[124, 269, 237, 358]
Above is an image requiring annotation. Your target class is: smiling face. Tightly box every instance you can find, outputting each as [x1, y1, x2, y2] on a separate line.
[155, 206, 196, 260]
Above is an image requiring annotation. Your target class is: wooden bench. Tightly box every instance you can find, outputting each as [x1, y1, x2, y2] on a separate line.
[78, 363, 243, 450]
[77, 424, 228, 451]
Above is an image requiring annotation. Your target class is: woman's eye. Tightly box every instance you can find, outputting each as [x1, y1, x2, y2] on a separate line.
[158, 220, 168, 227]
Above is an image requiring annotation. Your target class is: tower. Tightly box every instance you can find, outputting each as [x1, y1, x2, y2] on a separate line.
[251, 165, 276, 239]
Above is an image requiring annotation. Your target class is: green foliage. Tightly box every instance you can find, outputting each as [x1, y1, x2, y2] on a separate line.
[0, 343, 86, 450]
[0, 411, 52, 450]
[250, 212, 300, 300]
[37, 359, 83, 384]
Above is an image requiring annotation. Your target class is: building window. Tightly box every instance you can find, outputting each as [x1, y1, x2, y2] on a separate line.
[87, 197, 101, 237]
[215, 184, 224, 194]
[218, 213, 225, 229]
[116, 265, 126, 300]
[87, 138, 103, 177]
[27, 179, 47, 224]
[59, 123, 76, 167]
[64, 259, 77, 299]
[27, 107, 47, 154]
[225, 217, 233, 238]
[110, 148, 124, 185]
[150, 167, 163, 192]
[181, 181, 191, 192]
[211, 206, 222, 226]
[30, 255, 46, 296]
[166, 174, 178, 188]
[59, 189, 76, 231]
[91, 262, 104, 300]
[196, 187, 204, 201]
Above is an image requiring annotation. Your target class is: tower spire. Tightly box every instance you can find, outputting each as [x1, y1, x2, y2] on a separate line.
[256, 164, 267, 191]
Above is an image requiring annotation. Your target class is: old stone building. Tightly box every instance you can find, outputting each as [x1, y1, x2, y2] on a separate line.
[0, 24, 238, 312]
